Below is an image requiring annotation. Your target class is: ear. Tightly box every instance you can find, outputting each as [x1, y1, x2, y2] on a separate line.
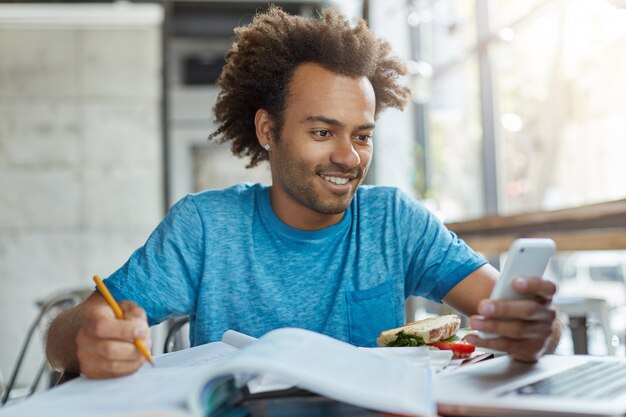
[254, 109, 273, 148]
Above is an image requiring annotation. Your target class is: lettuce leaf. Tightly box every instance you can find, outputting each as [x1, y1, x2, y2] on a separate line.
[387, 331, 425, 347]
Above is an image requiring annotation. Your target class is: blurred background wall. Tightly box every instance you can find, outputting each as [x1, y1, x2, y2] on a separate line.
[0, 3, 163, 392]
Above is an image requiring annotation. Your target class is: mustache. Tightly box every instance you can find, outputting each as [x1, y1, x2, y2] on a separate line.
[315, 164, 362, 178]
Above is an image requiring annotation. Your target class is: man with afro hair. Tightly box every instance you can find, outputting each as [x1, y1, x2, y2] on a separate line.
[47, 6, 558, 379]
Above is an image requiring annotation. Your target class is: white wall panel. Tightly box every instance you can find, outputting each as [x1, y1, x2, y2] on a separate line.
[0, 4, 163, 392]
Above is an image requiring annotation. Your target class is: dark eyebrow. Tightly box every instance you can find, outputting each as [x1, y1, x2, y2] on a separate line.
[305, 115, 375, 130]
[305, 115, 343, 127]
[357, 122, 376, 130]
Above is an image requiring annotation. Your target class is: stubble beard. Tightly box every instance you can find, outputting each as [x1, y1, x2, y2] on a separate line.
[273, 143, 367, 216]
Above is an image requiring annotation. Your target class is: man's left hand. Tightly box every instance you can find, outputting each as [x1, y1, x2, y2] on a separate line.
[464, 276, 558, 362]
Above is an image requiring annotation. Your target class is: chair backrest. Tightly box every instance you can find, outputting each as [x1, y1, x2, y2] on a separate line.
[163, 316, 190, 353]
[0, 369, 4, 400]
[1, 288, 91, 406]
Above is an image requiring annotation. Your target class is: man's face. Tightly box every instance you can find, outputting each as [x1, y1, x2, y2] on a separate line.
[266, 62, 376, 230]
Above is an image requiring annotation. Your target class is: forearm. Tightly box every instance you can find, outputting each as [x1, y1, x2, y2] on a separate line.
[443, 264, 498, 316]
[45, 304, 85, 373]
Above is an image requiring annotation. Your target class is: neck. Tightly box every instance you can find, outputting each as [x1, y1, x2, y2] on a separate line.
[268, 187, 345, 230]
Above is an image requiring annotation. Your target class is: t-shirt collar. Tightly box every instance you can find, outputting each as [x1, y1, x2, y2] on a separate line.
[257, 185, 352, 241]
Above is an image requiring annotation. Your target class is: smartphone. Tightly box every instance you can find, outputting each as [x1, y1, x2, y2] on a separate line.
[480, 238, 556, 339]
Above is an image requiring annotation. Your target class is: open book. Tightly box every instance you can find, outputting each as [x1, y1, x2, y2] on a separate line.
[0, 328, 438, 417]
[187, 328, 436, 417]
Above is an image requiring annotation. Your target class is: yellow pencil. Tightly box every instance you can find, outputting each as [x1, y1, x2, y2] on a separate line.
[92, 275, 155, 366]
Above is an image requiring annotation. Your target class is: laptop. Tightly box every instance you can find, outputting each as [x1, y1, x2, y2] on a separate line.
[434, 354, 626, 417]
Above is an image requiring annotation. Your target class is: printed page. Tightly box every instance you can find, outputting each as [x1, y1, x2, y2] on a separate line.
[153, 339, 238, 368]
[193, 328, 435, 417]
[246, 344, 453, 395]
[0, 342, 237, 417]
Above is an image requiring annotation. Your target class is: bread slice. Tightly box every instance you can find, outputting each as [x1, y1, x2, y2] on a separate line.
[376, 314, 461, 347]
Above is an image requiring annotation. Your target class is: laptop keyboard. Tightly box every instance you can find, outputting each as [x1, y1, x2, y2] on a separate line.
[501, 360, 626, 399]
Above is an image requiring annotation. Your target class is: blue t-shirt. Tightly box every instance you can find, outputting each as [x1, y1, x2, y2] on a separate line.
[105, 183, 486, 347]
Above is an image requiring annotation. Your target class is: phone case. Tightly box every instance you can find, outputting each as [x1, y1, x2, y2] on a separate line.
[480, 238, 556, 339]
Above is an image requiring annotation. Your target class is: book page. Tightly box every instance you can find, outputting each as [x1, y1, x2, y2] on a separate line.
[221, 329, 257, 349]
[246, 342, 453, 395]
[0, 342, 237, 417]
[152, 339, 238, 368]
[193, 328, 436, 417]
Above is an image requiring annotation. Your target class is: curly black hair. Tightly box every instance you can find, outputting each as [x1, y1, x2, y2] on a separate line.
[209, 6, 411, 168]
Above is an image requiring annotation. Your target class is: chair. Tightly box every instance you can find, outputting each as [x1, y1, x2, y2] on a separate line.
[1, 288, 91, 405]
[163, 316, 190, 353]
[553, 296, 615, 355]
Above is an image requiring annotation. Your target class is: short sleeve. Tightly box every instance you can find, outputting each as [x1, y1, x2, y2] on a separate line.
[398, 194, 487, 302]
[104, 195, 205, 326]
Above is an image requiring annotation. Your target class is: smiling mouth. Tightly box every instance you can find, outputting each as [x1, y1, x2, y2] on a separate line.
[319, 174, 353, 185]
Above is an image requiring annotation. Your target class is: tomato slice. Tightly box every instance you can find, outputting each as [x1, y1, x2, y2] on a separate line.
[429, 341, 476, 354]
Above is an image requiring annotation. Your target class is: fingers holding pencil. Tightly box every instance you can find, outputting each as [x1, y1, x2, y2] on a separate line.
[93, 300, 150, 345]
[75, 283, 153, 379]
[92, 276, 154, 367]
[77, 300, 152, 378]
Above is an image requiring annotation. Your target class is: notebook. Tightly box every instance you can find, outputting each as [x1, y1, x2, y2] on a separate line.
[434, 354, 626, 417]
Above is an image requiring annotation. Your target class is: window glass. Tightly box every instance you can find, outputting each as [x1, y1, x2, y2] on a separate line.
[428, 59, 484, 221]
[491, 0, 626, 214]
[488, 0, 547, 29]
[418, 0, 483, 221]
[426, 0, 477, 67]
[412, 1, 626, 220]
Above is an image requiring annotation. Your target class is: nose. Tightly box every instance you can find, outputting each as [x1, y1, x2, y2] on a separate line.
[330, 136, 360, 168]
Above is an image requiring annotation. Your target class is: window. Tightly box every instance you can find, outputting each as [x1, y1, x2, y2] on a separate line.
[411, 0, 626, 220]
[428, 59, 484, 220]
[414, 0, 484, 221]
[492, 0, 626, 214]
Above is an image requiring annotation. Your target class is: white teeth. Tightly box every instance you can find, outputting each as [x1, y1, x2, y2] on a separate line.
[321, 175, 349, 185]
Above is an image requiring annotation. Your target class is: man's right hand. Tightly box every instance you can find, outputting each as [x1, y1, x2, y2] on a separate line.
[75, 296, 151, 379]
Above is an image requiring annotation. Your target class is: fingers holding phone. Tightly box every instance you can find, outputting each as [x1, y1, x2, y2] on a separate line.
[510, 276, 557, 304]
[465, 239, 559, 361]
[466, 288, 558, 362]
[478, 285, 556, 320]
[478, 239, 556, 339]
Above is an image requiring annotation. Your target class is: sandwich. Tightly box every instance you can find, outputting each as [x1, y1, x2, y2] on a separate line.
[376, 314, 475, 358]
